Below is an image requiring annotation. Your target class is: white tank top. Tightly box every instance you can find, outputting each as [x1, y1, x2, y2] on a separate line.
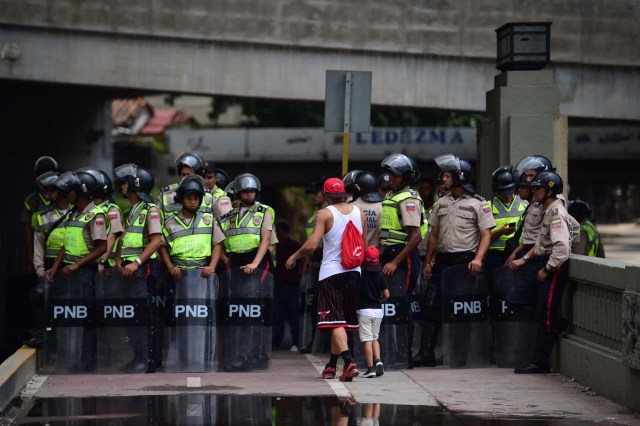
[319, 204, 363, 281]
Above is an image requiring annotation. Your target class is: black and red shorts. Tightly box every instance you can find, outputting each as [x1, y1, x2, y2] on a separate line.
[317, 271, 360, 332]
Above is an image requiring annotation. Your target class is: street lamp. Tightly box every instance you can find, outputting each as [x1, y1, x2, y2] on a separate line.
[495, 22, 551, 71]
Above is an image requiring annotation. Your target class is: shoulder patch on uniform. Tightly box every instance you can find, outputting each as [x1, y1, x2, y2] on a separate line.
[482, 204, 491, 214]
[204, 193, 212, 204]
[95, 213, 105, 226]
[405, 201, 417, 211]
[138, 213, 146, 224]
[256, 205, 266, 213]
[85, 212, 94, 221]
[551, 217, 562, 228]
[473, 194, 486, 202]
[161, 183, 178, 192]
[550, 208, 559, 215]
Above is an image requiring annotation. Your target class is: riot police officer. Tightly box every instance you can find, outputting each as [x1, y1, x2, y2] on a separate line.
[506, 172, 579, 374]
[157, 152, 208, 215]
[45, 171, 107, 373]
[218, 173, 276, 371]
[418, 155, 495, 367]
[111, 163, 164, 373]
[203, 162, 232, 219]
[76, 167, 124, 270]
[379, 154, 424, 368]
[159, 174, 225, 372]
[350, 171, 383, 248]
[568, 200, 604, 257]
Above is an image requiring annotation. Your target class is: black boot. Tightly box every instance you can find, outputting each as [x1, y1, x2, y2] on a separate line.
[412, 322, 438, 367]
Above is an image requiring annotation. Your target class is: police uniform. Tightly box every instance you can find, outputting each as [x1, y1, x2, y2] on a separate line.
[33, 204, 71, 277]
[97, 200, 124, 266]
[351, 197, 382, 248]
[121, 202, 163, 263]
[572, 219, 604, 257]
[62, 202, 108, 264]
[415, 192, 495, 366]
[517, 195, 566, 257]
[507, 198, 578, 372]
[211, 185, 233, 219]
[163, 211, 225, 267]
[219, 202, 275, 269]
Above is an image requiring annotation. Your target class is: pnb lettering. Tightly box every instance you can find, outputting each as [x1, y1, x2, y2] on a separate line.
[53, 305, 88, 319]
[103, 305, 135, 318]
[229, 304, 262, 318]
[453, 301, 482, 315]
[174, 305, 209, 318]
[383, 304, 396, 317]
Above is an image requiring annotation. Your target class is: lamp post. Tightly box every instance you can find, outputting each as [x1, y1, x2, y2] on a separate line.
[495, 22, 552, 72]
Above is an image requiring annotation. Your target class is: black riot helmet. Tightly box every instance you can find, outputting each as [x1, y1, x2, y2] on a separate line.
[491, 166, 516, 195]
[381, 154, 419, 183]
[35, 171, 60, 191]
[176, 174, 206, 203]
[76, 167, 113, 199]
[114, 163, 155, 203]
[54, 171, 80, 195]
[528, 171, 563, 196]
[343, 170, 362, 195]
[234, 173, 261, 193]
[533, 155, 556, 172]
[225, 180, 236, 198]
[568, 200, 592, 221]
[34, 156, 59, 177]
[434, 154, 475, 193]
[377, 172, 391, 191]
[74, 171, 100, 199]
[216, 168, 230, 191]
[174, 152, 205, 177]
[355, 171, 383, 202]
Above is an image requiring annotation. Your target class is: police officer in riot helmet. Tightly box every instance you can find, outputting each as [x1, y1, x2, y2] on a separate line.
[417, 154, 495, 367]
[343, 170, 363, 202]
[203, 162, 233, 219]
[157, 152, 207, 215]
[506, 171, 579, 374]
[377, 172, 391, 199]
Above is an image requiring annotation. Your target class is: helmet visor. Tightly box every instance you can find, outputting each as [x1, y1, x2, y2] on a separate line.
[235, 175, 260, 192]
[381, 154, 410, 175]
[513, 156, 546, 177]
[55, 171, 79, 192]
[114, 163, 137, 180]
[175, 153, 202, 170]
[36, 172, 60, 190]
[434, 154, 461, 172]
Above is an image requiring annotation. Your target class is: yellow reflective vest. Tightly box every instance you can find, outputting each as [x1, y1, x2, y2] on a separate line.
[380, 189, 426, 245]
[63, 206, 105, 264]
[220, 203, 271, 254]
[121, 202, 162, 261]
[488, 196, 526, 251]
[163, 212, 213, 268]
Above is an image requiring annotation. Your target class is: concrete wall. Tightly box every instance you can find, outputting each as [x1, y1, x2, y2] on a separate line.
[0, 1, 639, 119]
[556, 255, 640, 411]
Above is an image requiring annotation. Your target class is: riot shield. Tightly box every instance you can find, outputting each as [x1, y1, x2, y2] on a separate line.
[164, 268, 218, 372]
[300, 263, 320, 352]
[492, 265, 537, 368]
[42, 267, 96, 374]
[95, 267, 150, 373]
[441, 264, 490, 368]
[152, 263, 171, 369]
[218, 267, 273, 372]
[352, 268, 409, 370]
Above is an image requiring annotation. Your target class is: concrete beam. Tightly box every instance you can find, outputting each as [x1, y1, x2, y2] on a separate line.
[0, 26, 638, 120]
[0, 347, 36, 413]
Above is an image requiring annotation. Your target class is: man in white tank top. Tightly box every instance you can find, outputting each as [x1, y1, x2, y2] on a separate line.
[286, 178, 367, 382]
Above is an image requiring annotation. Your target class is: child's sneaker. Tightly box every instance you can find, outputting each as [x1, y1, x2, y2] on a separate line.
[362, 366, 376, 378]
[322, 365, 337, 379]
[375, 359, 384, 377]
[339, 362, 359, 381]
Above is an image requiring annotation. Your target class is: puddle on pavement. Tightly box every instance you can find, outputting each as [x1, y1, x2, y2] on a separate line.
[8, 395, 622, 425]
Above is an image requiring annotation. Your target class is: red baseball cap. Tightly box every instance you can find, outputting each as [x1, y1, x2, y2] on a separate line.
[324, 177, 347, 198]
[362, 246, 381, 272]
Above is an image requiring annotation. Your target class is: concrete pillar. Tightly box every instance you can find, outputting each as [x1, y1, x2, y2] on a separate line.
[478, 70, 568, 196]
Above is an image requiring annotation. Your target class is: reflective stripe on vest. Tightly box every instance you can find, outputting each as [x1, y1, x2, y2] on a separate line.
[489, 196, 526, 251]
[121, 202, 161, 261]
[163, 212, 213, 267]
[213, 187, 225, 201]
[63, 207, 103, 264]
[581, 220, 601, 257]
[220, 204, 268, 254]
[380, 189, 424, 245]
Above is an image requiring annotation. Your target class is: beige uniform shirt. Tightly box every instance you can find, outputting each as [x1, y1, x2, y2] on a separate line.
[351, 198, 382, 247]
[533, 198, 579, 271]
[212, 185, 233, 219]
[428, 193, 496, 253]
[162, 211, 226, 246]
[103, 203, 124, 235]
[521, 195, 566, 245]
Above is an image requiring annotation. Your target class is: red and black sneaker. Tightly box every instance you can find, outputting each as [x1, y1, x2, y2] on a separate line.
[339, 362, 359, 382]
[321, 365, 337, 379]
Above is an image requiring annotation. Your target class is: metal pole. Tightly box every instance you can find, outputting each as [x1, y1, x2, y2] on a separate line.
[341, 72, 352, 177]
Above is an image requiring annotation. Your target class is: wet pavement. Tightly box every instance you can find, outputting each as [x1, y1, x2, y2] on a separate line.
[3, 352, 639, 425]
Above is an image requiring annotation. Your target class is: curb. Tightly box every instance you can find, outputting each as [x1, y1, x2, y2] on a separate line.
[0, 346, 36, 413]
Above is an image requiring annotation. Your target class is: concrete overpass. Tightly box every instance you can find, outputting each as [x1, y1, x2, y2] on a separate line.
[1, 0, 639, 120]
